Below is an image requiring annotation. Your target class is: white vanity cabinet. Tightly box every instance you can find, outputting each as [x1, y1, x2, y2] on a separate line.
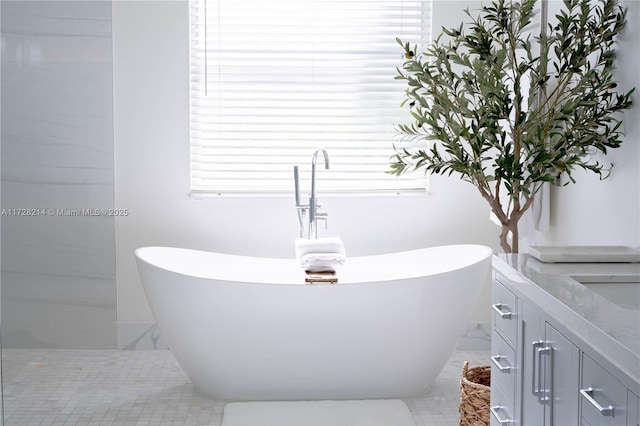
[491, 260, 640, 426]
[519, 299, 579, 425]
[491, 279, 579, 425]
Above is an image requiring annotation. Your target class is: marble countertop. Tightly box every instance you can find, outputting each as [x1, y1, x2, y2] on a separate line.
[493, 254, 640, 386]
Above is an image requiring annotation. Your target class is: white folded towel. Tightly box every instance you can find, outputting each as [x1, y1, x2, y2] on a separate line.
[295, 237, 346, 258]
[295, 237, 347, 273]
[298, 253, 347, 273]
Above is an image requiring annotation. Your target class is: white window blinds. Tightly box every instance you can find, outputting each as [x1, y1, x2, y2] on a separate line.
[189, 0, 432, 196]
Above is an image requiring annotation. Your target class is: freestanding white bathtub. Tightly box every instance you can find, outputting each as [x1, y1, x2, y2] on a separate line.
[135, 244, 492, 400]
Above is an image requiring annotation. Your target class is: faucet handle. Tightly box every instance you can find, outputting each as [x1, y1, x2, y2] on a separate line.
[315, 210, 328, 229]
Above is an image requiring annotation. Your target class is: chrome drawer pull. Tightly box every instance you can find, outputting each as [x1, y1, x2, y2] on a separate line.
[580, 387, 614, 417]
[491, 355, 512, 372]
[537, 346, 552, 404]
[490, 405, 511, 424]
[492, 303, 512, 319]
[531, 340, 545, 397]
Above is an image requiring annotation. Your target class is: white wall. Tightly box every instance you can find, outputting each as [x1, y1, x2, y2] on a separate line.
[537, 0, 640, 247]
[112, 0, 499, 335]
[112, 0, 640, 346]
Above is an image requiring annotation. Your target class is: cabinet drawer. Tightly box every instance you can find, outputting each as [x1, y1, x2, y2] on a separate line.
[490, 385, 515, 426]
[490, 331, 516, 398]
[581, 354, 627, 426]
[493, 280, 518, 346]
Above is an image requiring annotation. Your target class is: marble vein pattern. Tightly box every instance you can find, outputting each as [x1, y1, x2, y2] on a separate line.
[1, 1, 116, 349]
[458, 322, 491, 350]
[118, 322, 169, 350]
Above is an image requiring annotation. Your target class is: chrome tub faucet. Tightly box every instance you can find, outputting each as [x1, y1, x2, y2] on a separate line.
[294, 148, 330, 239]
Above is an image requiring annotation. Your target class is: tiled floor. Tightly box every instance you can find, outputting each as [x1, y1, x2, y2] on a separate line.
[2, 349, 490, 425]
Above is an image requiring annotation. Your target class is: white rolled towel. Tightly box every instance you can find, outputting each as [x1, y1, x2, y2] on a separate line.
[295, 237, 346, 258]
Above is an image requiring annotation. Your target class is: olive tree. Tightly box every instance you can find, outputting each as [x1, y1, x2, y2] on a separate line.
[390, 0, 634, 252]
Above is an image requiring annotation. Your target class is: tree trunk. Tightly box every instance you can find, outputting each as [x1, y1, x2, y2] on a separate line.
[499, 221, 519, 253]
[499, 224, 511, 253]
[510, 222, 519, 253]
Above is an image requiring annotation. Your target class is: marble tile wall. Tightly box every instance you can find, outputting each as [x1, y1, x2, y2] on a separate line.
[1, 1, 116, 349]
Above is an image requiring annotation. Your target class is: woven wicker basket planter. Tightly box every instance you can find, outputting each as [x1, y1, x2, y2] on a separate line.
[459, 361, 491, 426]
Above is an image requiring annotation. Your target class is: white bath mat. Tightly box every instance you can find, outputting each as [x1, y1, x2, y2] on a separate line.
[222, 399, 415, 426]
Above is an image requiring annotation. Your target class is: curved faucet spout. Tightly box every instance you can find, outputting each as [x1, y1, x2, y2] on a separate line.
[311, 148, 330, 204]
[312, 148, 330, 170]
[310, 148, 330, 238]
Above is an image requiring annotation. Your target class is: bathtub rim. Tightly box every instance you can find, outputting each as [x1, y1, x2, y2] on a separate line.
[135, 244, 493, 286]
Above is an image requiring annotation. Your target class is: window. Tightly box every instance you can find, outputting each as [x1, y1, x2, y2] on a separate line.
[189, 0, 432, 196]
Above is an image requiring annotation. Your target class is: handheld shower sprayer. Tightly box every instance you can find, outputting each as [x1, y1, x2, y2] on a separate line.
[294, 166, 305, 237]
